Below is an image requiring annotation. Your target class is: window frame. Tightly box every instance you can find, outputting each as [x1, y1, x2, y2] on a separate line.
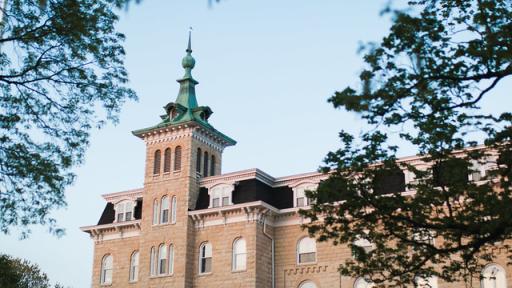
[157, 244, 167, 275]
[153, 150, 161, 175]
[292, 183, 318, 208]
[203, 151, 209, 177]
[199, 242, 212, 275]
[296, 237, 317, 265]
[129, 251, 139, 282]
[160, 196, 169, 224]
[208, 183, 234, 208]
[174, 146, 182, 171]
[152, 199, 159, 225]
[232, 237, 247, 272]
[481, 263, 507, 288]
[115, 200, 134, 223]
[163, 148, 172, 173]
[100, 254, 113, 285]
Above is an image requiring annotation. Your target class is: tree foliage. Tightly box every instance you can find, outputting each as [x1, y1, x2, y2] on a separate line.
[0, 0, 137, 236]
[301, 0, 512, 286]
[0, 254, 67, 288]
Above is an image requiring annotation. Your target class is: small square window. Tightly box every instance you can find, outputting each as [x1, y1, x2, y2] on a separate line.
[222, 197, 229, 206]
[296, 197, 305, 207]
[117, 213, 124, 222]
[212, 198, 220, 208]
[125, 212, 132, 221]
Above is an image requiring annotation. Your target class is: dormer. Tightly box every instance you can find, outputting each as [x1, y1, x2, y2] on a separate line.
[208, 183, 235, 208]
[291, 181, 318, 208]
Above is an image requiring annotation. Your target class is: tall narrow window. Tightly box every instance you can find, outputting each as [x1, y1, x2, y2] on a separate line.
[153, 150, 161, 175]
[163, 148, 171, 173]
[481, 263, 507, 288]
[297, 237, 316, 264]
[210, 155, 216, 176]
[203, 151, 209, 177]
[160, 196, 169, 224]
[150, 247, 156, 276]
[168, 244, 174, 275]
[129, 251, 139, 282]
[199, 242, 212, 274]
[174, 146, 182, 171]
[232, 238, 247, 271]
[152, 199, 159, 225]
[100, 254, 113, 285]
[171, 196, 177, 224]
[158, 244, 167, 275]
[196, 148, 202, 174]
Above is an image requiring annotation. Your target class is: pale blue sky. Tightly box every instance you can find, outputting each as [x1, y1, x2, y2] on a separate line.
[0, 1, 510, 287]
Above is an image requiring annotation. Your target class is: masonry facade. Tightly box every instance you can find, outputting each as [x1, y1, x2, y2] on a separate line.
[81, 36, 511, 288]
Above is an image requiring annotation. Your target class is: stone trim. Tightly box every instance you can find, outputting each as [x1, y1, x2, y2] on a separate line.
[80, 220, 141, 242]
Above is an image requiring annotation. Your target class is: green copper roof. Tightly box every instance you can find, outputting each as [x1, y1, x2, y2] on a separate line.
[132, 32, 236, 146]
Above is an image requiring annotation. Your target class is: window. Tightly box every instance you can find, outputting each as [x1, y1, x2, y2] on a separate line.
[297, 237, 316, 264]
[293, 184, 317, 208]
[299, 281, 318, 288]
[115, 200, 133, 222]
[171, 196, 177, 224]
[210, 155, 216, 176]
[100, 254, 113, 285]
[150, 247, 156, 276]
[415, 276, 438, 288]
[129, 251, 139, 282]
[168, 244, 174, 275]
[232, 238, 247, 271]
[196, 148, 202, 174]
[481, 263, 507, 288]
[433, 158, 468, 187]
[153, 150, 161, 174]
[372, 168, 406, 195]
[353, 236, 375, 258]
[203, 151, 209, 177]
[354, 277, 374, 288]
[152, 199, 159, 225]
[199, 242, 212, 274]
[158, 244, 167, 275]
[160, 196, 169, 224]
[210, 184, 233, 208]
[174, 146, 182, 171]
[164, 148, 171, 173]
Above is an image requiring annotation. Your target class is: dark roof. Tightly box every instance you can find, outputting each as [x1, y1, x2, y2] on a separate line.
[194, 178, 293, 210]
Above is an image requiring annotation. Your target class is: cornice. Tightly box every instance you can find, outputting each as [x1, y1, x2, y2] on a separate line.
[102, 188, 143, 203]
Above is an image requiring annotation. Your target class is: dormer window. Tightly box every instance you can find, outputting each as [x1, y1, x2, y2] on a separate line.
[115, 200, 134, 222]
[293, 183, 318, 208]
[209, 183, 234, 208]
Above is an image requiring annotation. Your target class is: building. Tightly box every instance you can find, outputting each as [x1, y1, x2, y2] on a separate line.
[81, 35, 511, 288]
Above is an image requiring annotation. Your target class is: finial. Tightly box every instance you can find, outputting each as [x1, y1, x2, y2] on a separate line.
[187, 27, 193, 53]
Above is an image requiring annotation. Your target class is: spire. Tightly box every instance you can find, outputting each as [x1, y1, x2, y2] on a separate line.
[176, 29, 198, 109]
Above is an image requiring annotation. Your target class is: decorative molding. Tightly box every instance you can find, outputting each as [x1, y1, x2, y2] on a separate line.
[285, 265, 329, 275]
[80, 220, 141, 242]
[102, 188, 143, 203]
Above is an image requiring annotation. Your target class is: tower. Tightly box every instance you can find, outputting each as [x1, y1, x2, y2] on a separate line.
[131, 32, 236, 287]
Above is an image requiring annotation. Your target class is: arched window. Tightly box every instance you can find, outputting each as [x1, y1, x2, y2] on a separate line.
[297, 237, 316, 264]
[171, 196, 177, 224]
[293, 183, 317, 207]
[129, 251, 139, 282]
[199, 242, 212, 274]
[299, 280, 318, 288]
[481, 263, 507, 288]
[232, 238, 247, 271]
[158, 244, 167, 275]
[168, 244, 174, 275]
[163, 148, 171, 173]
[210, 155, 216, 176]
[415, 276, 438, 288]
[160, 196, 169, 224]
[354, 277, 374, 288]
[203, 151, 209, 177]
[100, 254, 113, 285]
[150, 247, 156, 276]
[115, 200, 134, 222]
[153, 150, 161, 174]
[174, 146, 182, 171]
[196, 148, 202, 174]
[152, 199, 159, 225]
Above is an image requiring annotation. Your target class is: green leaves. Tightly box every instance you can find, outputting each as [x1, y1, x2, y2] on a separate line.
[302, 0, 512, 286]
[0, 0, 136, 236]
